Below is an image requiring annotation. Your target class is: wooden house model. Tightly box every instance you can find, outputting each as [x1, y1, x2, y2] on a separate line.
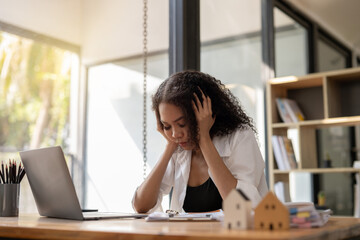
[223, 188, 252, 230]
[254, 191, 289, 231]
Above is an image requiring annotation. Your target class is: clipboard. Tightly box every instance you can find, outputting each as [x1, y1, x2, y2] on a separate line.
[169, 214, 215, 222]
[145, 210, 223, 222]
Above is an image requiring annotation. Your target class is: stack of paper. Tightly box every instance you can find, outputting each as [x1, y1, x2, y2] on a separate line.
[285, 202, 332, 228]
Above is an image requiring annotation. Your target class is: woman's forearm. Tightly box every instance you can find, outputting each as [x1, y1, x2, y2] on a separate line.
[133, 144, 176, 213]
[199, 135, 237, 199]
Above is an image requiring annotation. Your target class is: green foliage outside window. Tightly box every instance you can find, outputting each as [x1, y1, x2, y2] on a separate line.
[0, 32, 72, 153]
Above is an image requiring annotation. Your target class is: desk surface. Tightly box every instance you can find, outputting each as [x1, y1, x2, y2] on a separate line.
[0, 214, 360, 240]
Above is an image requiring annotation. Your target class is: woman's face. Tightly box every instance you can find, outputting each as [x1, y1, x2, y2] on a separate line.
[158, 102, 194, 150]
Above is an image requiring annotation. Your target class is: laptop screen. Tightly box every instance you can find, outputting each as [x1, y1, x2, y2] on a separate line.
[20, 146, 84, 220]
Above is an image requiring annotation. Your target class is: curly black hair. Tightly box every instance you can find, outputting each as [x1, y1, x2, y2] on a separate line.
[152, 70, 255, 147]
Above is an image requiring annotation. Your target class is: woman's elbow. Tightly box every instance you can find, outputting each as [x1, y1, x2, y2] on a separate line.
[133, 197, 155, 213]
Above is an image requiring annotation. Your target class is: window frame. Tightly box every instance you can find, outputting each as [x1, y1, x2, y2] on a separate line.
[274, 0, 353, 73]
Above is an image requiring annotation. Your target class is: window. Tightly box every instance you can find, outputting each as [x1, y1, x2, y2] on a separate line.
[83, 0, 169, 213]
[274, 7, 308, 77]
[0, 30, 79, 212]
[85, 53, 169, 212]
[200, 0, 265, 156]
[317, 37, 348, 72]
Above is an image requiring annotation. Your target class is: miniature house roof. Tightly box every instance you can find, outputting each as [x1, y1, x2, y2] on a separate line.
[255, 192, 288, 213]
[236, 189, 250, 201]
[223, 188, 251, 208]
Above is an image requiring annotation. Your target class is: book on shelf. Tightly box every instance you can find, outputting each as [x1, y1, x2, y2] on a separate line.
[271, 135, 289, 170]
[282, 98, 305, 122]
[282, 136, 298, 169]
[272, 135, 297, 170]
[275, 98, 292, 123]
[275, 98, 305, 123]
[278, 136, 292, 170]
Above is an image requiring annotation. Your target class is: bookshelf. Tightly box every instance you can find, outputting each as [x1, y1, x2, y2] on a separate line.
[267, 67, 360, 202]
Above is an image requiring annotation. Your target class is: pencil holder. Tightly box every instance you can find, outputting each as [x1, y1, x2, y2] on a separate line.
[0, 184, 20, 217]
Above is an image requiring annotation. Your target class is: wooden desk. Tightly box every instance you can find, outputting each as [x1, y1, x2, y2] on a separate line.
[0, 214, 360, 240]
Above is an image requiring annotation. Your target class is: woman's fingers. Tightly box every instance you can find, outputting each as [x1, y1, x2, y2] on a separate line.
[198, 87, 206, 109]
[192, 88, 215, 135]
[191, 101, 198, 120]
[193, 92, 202, 111]
[206, 95, 212, 114]
[194, 88, 212, 115]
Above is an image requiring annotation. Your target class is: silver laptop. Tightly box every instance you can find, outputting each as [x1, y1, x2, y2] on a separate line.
[19, 146, 147, 220]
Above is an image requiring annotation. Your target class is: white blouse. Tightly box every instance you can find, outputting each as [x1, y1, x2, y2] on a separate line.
[133, 127, 268, 213]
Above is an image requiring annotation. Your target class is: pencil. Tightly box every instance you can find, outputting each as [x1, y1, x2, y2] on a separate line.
[13, 160, 16, 183]
[19, 169, 26, 183]
[17, 167, 24, 183]
[10, 161, 14, 184]
[1, 161, 5, 183]
[9, 160, 13, 183]
[0, 168, 4, 183]
[7, 162, 9, 184]
[5, 165, 8, 184]
[0, 160, 25, 184]
[17, 163, 21, 183]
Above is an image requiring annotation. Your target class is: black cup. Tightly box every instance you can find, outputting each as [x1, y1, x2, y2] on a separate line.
[0, 184, 20, 217]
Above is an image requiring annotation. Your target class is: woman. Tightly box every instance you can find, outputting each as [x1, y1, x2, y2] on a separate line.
[133, 70, 268, 213]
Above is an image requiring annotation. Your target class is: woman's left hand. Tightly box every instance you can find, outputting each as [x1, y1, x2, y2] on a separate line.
[192, 88, 215, 140]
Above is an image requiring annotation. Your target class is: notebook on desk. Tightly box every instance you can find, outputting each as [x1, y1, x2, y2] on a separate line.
[19, 146, 147, 220]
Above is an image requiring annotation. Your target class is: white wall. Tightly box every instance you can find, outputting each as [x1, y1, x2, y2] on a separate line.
[0, 0, 169, 65]
[0, 0, 82, 45]
[81, 0, 169, 65]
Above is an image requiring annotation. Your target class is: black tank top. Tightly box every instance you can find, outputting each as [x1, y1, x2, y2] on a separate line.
[182, 177, 223, 212]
